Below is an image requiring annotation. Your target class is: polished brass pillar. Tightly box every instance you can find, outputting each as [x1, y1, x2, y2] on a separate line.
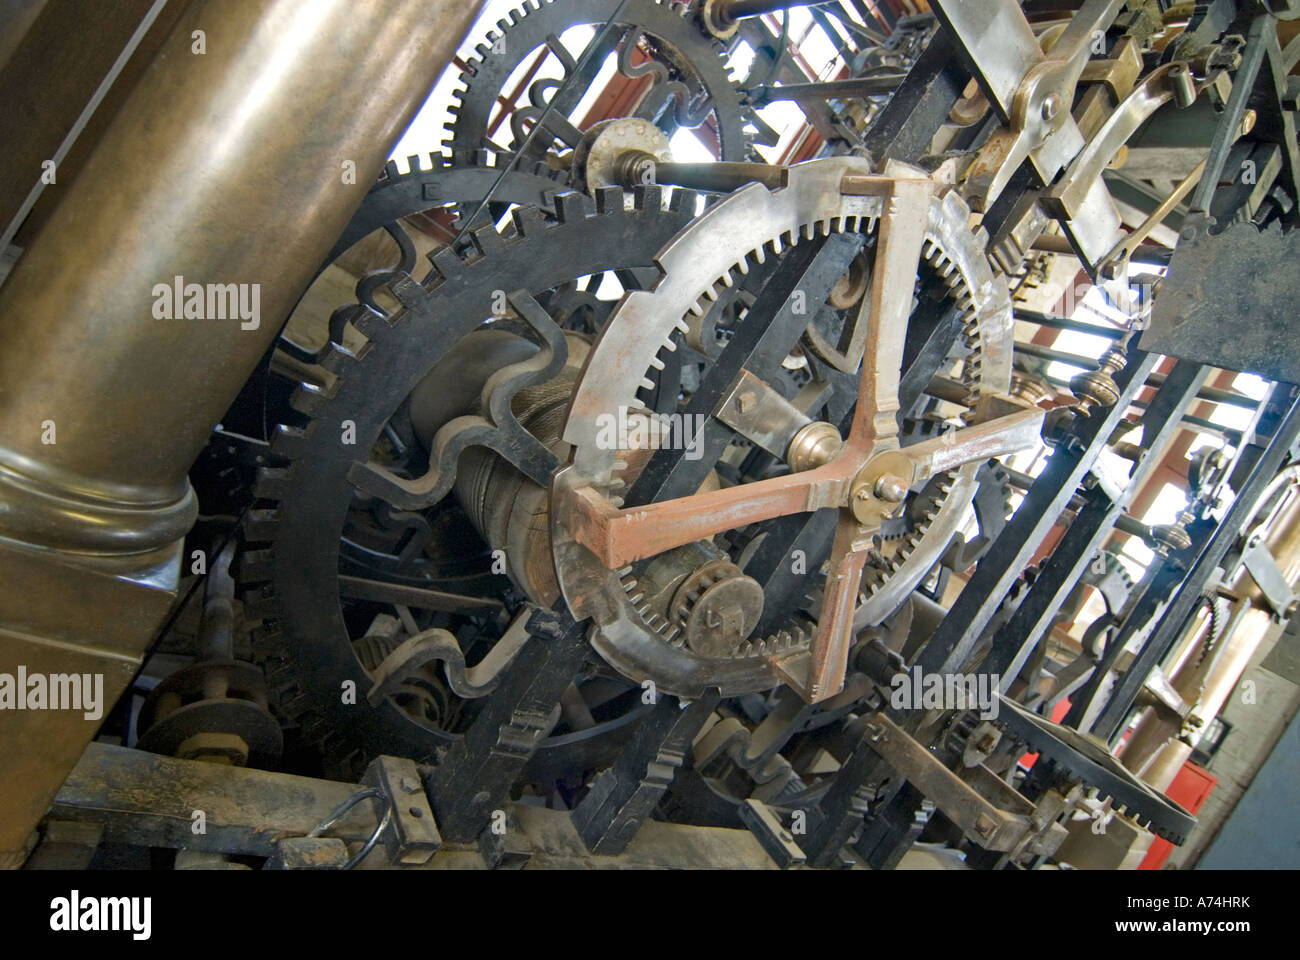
[0, 0, 486, 864]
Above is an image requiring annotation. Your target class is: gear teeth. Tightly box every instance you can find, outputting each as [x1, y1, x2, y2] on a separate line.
[428, 247, 465, 283]
[270, 424, 311, 459]
[633, 184, 665, 211]
[289, 382, 330, 418]
[243, 509, 280, 544]
[237, 548, 275, 584]
[253, 466, 289, 500]
[669, 188, 701, 213]
[469, 224, 506, 257]
[554, 191, 592, 222]
[348, 311, 380, 339]
[510, 205, 549, 236]
[317, 343, 358, 375]
[243, 586, 278, 623]
[594, 185, 624, 214]
[387, 275, 427, 311]
[382, 160, 399, 182]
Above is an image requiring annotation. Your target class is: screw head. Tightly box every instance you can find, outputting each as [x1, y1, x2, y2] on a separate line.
[1040, 94, 1060, 122]
[874, 474, 909, 503]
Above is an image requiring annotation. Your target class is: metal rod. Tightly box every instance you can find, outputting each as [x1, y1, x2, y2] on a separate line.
[1034, 372, 1242, 442]
[652, 161, 789, 192]
[719, 0, 835, 21]
[1028, 234, 1172, 266]
[750, 74, 908, 104]
[1015, 310, 1126, 340]
[1003, 467, 1152, 538]
[1015, 343, 1258, 410]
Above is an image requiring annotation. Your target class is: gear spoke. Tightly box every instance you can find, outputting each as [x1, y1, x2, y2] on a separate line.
[554, 157, 1017, 701]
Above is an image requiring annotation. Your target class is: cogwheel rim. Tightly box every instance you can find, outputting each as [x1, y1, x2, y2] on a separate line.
[242, 185, 699, 775]
[446, 0, 753, 166]
[554, 157, 1014, 698]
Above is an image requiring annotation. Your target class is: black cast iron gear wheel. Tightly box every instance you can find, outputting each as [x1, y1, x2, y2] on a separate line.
[993, 695, 1197, 845]
[241, 184, 699, 777]
[446, 0, 754, 166]
[323, 152, 570, 267]
[281, 153, 574, 365]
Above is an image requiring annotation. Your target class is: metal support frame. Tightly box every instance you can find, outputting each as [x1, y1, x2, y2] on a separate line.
[426, 605, 591, 842]
[804, 343, 1158, 867]
[985, 360, 1210, 688]
[916, 346, 1162, 681]
[572, 690, 721, 855]
[1090, 388, 1300, 742]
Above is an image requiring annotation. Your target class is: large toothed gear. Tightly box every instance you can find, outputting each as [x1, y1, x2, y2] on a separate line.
[446, 0, 756, 167]
[241, 185, 699, 777]
[552, 156, 1015, 700]
[322, 152, 571, 266]
[993, 696, 1197, 845]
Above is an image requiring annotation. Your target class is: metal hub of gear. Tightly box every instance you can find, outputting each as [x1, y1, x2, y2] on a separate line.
[551, 156, 1021, 703]
[243, 185, 698, 776]
[446, 0, 755, 167]
[670, 559, 766, 657]
[573, 117, 673, 192]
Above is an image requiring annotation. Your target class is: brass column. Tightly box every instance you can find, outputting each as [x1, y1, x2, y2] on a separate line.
[0, 0, 486, 864]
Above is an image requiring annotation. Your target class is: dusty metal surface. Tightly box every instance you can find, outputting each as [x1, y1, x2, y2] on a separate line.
[1141, 221, 1300, 383]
